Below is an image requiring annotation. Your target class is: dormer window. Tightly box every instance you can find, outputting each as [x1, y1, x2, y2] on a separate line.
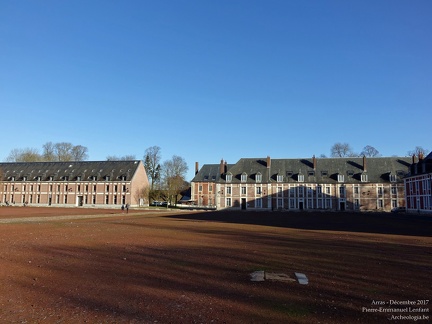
[277, 174, 283, 182]
[10, 176, 15, 181]
[22, 176, 27, 181]
[337, 174, 344, 183]
[76, 176, 81, 181]
[389, 174, 397, 182]
[226, 173, 232, 182]
[361, 174, 368, 182]
[241, 173, 247, 182]
[255, 173, 262, 183]
[105, 176, 110, 181]
[298, 174, 304, 182]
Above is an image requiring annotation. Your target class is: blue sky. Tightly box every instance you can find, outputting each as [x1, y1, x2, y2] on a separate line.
[1, 0, 431, 181]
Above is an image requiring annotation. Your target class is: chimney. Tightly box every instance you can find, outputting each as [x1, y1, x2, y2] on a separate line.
[266, 156, 271, 168]
[419, 152, 424, 161]
[220, 159, 224, 175]
[224, 161, 227, 174]
[195, 162, 199, 175]
[363, 155, 367, 172]
[312, 155, 316, 170]
[412, 154, 416, 164]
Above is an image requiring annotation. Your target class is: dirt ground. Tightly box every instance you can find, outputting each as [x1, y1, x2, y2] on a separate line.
[0, 207, 430, 323]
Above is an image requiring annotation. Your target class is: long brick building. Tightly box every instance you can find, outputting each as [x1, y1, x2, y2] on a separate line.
[0, 160, 149, 208]
[191, 156, 411, 212]
[405, 152, 432, 213]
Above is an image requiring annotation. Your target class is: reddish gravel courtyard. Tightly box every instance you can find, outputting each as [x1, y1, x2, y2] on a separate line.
[0, 207, 430, 323]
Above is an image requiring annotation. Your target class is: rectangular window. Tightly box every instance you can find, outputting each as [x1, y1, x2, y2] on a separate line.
[122, 185, 126, 192]
[226, 198, 232, 207]
[354, 199, 360, 209]
[241, 186, 246, 195]
[361, 174, 368, 182]
[94, 185, 97, 192]
[354, 186, 359, 194]
[105, 195, 109, 204]
[256, 186, 262, 195]
[64, 195, 67, 204]
[277, 175, 283, 182]
[378, 199, 384, 209]
[209, 184, 212, 192]
[114, 196, 117, 204]
[377, 187, 383, 196]
[241, 174, 247, 182]
[93, 195, 96, 204]
[317, 186, 322, 196]
[307, 199, 313, 209]
[389, 174, 397, 182]
[339, 186, 345, 197]
[277, 187, 283, 197]
[338, 174, 344, 182]
[391, 186, 397, 195]
[298, 186, 304, 197]
[256, 198, 262, 208]
[325, 187, 331, 195]
[226, 186, 231, 195]
[277, 198, 283, 208]
[106, 185, 109, 192]
[255, 174, 262, 183]
[289, 199, 295, 209]
[307, 187, 313, 197]
[199, 185, 203, 192]
[289, 187, 295, 197]
[298, 174, 304, 182]
[226, 174, 232, 182]
[391, 199, 397, 208]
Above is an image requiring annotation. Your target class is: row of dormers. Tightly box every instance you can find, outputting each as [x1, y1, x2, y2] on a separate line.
[5, 175, 129, 182]
[219, 172, 401, 183]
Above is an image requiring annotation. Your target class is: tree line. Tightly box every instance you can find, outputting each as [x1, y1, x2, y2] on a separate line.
[324, 143, 429, 158]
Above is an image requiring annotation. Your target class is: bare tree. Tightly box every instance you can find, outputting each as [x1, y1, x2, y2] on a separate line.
[55, 142, 74, 161]
[42, 142, 56, 161]
[407, 146, 430, 158]
[162, 155, 188, 206]
[6, 142, 89, 162]
[71, 145, 89, 161]
[360, 145, 381, 157]
[330, 143, 356, 157]
[5, 148, 42, 162]
[144, 146, 162, 190]
[106, 155, 136, 161]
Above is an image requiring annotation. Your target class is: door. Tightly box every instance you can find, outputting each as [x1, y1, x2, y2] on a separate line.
[241, 198, 247, 210]
[77, 196, 84, 207]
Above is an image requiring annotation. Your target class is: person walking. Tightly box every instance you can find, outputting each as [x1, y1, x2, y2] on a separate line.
[121, 204, 125, 213]
[126, 203, 129, 213]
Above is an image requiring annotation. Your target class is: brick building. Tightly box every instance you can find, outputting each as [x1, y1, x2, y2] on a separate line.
[191, 156, 411, 212]
[0, 160, 149, 208]
[405, 152, 432, 213]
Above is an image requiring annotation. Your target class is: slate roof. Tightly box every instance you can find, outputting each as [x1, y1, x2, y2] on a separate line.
[192, 157, 412, 184]
[0, 160, 142, 182]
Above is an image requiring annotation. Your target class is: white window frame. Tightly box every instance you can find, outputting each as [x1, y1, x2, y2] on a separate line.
[256, 173, 262, 183]
[241, 173, 247, 183]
